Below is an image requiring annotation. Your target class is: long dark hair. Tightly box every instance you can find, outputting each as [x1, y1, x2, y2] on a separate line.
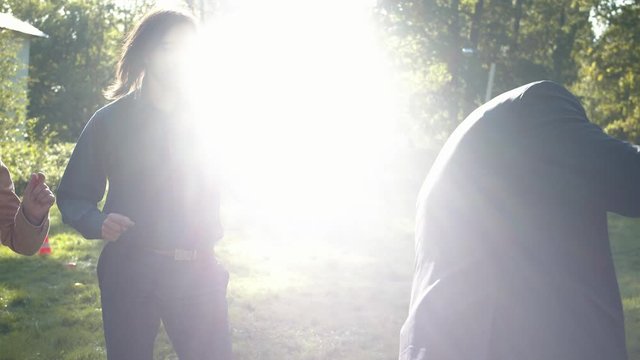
[104, 9, 197, 100]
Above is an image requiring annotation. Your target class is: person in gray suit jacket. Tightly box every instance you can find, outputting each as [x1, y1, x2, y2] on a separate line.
[400, 81, 637, 360]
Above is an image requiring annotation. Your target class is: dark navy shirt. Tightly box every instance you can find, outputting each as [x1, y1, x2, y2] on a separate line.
[57, 91, 223, 250]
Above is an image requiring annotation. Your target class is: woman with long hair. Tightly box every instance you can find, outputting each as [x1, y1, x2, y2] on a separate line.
[57, 9, 232, 360]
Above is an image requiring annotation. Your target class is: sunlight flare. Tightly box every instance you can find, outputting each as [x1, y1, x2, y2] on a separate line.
[183, 0, 400, 242]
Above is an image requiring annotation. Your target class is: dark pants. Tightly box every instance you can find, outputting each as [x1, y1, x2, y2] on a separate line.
[97, 243, 233, 360]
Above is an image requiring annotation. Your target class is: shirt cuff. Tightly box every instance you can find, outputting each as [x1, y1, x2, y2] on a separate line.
[18, 205, 48, 229]
[78, 210, 108, 240]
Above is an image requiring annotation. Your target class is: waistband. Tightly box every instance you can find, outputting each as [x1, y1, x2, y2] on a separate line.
[146, 247, 215, 261]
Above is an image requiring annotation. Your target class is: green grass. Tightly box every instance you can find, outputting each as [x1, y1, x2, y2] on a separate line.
[608, 214, 640, 358]
[3, 208, 640, 359]
[0, 206, 414, 359]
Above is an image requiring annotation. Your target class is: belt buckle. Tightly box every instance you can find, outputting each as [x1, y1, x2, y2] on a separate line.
[174, 249, 197, 261]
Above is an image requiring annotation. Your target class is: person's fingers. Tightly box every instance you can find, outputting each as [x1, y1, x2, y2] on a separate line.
[110, 213, 135, 228]
[35, 190, 55, 206]
[108, 231, 121, 241]
[101, 224, 121, 241]
[101, 224, 113, 236]
[102, 222, 117, 234]
[23, 173, 38, 197]
[34, 191, 48, 204]
[109, 213, 133, 225]
[103, 214, 134, 242]
[33, 185, 51, 200]
[102, 229, 119, 241]
[105, 217, 123, 229]
[30, 173, 45, 189]
[105, 216, 125, 232]
[44, 193, 56, 206]
[37, 174, 53, 206]
[103, 220, 122, 234]
[40, 184, 56, 207]
[30, 183, 48, 199]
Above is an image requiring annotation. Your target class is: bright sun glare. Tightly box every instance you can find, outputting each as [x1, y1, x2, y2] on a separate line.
[183, 0, 400, 243]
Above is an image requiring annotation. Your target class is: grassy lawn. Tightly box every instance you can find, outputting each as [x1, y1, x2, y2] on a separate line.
[2, 206, 640, 359]
[0, 205, 414, 360]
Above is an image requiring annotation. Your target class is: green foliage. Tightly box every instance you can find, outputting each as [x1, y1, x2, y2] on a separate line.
[0, 0, 153, 141]
[376, 0, 599, 143]
[0, 16, 72, 194]
[573, 3, 640, 143]
[0, 31, 28, 142]
[376, 0, 640, 145]
[0, 141, 74, 193]
[4, 0, 122, 141]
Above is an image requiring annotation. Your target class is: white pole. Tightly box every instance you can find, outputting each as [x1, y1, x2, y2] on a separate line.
[485, 62, 496, 102]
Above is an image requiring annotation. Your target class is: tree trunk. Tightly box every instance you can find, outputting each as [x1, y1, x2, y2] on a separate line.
[470, 0, 484, 50]
[511, 0, 525, 55]
[448, 0, 462, 124]
[464, 0, 484, 113]
[552, 2, 568, 81]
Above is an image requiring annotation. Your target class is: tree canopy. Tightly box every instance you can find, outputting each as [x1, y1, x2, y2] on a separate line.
[0, 0, 639, 144]
[377, 0, 640, 144]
